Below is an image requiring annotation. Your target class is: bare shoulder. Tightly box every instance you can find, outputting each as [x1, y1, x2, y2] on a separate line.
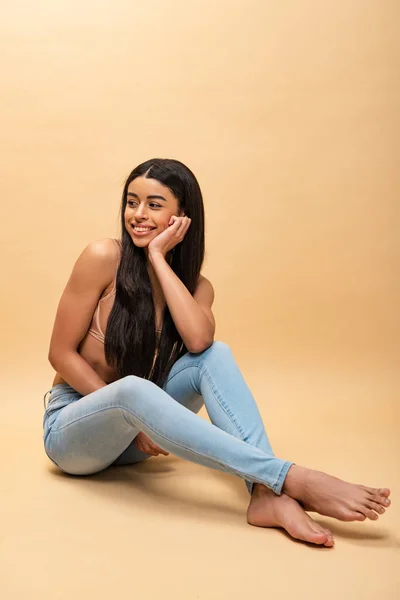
[69, 238, 120, 291]
[49, 239, 121, 360]
[195, 274, 215, 300]
[194, 274, 215, 328]
[198, 273, 214, 288]
[79, 238, 118, 265]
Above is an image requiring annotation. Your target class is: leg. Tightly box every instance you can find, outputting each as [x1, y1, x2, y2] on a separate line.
[44, 343, 391, 531]
[44, 372, 291, 492]
[162, 343, 391, 532]
[163, 342, 334, 546]
[162, 342, 275, 494]
[112, 375, 204, 466]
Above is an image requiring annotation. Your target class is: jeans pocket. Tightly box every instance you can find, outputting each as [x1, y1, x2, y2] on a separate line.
[43, 390, 82, 433]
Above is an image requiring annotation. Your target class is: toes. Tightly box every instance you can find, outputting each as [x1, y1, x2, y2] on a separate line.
[365, 487, 391, 506]
[362, 508, 379, 521]
[373, 494, 390, 507]
[339, 509, 364, 522]
[311, 531, 330, 545]
[368, 501, 385, 515]
[323, 529, 335, 547]
[375, 488, 391, 502]
[355, 501, 379, 520]
[324, 536, 335, 548]
[308, 523, 331, 546]
[304, 524, 333, 547]
[376, 494, 391, 507]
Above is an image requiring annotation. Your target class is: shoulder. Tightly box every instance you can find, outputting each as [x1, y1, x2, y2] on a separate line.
[194, 274, 215, 301]
[197, 273, 213, 287]
[86, 237, 120, 257]
[78, 238, 120, 265]
[70, 238, 120, 289]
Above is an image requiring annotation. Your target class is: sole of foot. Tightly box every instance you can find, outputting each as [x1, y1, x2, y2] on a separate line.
[247, 486, 334, 547]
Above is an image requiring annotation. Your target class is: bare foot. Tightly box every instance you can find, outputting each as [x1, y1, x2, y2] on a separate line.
[283, 465, 391, 522]
[247, 484, 334, 547]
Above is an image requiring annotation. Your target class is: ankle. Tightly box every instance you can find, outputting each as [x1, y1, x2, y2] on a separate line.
[282, 464, 305, 499]
[251, 483, 273, 499]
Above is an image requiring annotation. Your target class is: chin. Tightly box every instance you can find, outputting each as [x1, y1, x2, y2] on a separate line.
[130, 237, 151, 246]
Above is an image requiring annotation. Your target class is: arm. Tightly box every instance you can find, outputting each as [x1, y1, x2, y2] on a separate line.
[48, 240, 117, 396]
[148, 251, 215, 353]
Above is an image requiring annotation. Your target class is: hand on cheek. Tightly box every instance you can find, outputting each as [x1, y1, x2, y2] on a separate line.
[148, 215, 191, 256]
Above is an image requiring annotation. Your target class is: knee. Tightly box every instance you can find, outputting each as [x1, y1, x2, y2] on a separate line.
[114, 375, 161, 412]
[116, 374, 156, 395]
[118, 374, 139, 388]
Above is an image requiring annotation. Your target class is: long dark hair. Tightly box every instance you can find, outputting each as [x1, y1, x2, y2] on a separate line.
[105, 158, 205, 388]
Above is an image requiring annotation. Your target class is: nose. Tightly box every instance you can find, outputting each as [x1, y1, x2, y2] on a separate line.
[134, 204, 149, 221]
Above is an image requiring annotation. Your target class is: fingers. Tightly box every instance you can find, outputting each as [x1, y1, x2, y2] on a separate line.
[168, 215, 191, 240]
[134, 434, 169, 457]
[156, 447, 170, 456]
[148, 449, 160, 457]
[175, 216, 191, 239]
[148, 442, 169, 456]
[139, 444, 162, 457]
[147, 447, 169, 457]
[150, 215, 191, 257]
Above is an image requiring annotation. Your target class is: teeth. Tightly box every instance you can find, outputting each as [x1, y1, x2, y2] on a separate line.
[134, 227, 154, 232]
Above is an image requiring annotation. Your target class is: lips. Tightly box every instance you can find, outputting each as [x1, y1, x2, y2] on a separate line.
[131, 225, 156, 236]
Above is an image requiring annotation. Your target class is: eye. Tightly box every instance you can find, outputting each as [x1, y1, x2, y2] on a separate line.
[126, 201, 161, 209]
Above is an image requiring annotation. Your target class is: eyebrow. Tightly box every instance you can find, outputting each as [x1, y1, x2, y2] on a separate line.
[127, 192, 167, 202]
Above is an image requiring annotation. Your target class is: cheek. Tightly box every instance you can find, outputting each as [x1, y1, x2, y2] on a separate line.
[159, 215, 172, 228]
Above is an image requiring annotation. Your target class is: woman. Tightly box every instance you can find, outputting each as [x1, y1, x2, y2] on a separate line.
[43, 158, 391, 547]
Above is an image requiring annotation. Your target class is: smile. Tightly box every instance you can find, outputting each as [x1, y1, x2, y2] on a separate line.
[131, 225, 156, 236]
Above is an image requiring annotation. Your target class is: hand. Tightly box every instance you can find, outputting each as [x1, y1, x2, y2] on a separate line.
[133, 432, 169, 457]
[148, 215, 191, 258]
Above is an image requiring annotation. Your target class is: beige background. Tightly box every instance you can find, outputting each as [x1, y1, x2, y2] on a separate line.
[1, 1, 399, 598]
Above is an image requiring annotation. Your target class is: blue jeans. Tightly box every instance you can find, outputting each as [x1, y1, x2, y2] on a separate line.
[42, 341, 292, 494]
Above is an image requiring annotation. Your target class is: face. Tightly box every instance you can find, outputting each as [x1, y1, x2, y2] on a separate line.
[124, 176, 183, 248]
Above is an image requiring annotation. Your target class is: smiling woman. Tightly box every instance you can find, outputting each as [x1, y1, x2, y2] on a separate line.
[43, 158, 391, 549]
[49, 159, 208, 393]
[104, 159, 208, 385]
[126, 186, 175, 239]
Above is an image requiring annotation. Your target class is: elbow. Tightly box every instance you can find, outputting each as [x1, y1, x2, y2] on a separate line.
[48, 347, 68, 370]
[48, 349, 58, 369]
[187, 337, 214, 354]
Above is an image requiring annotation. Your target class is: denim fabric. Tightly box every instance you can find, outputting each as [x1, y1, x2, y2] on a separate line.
[43, 341, 292, 494]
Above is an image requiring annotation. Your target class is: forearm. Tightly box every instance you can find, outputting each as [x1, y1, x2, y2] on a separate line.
[49, 351, 107, 396]
[149, 252, 214, 353]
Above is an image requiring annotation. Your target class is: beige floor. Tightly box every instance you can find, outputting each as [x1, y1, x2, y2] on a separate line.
[1, 362, 398, 600]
